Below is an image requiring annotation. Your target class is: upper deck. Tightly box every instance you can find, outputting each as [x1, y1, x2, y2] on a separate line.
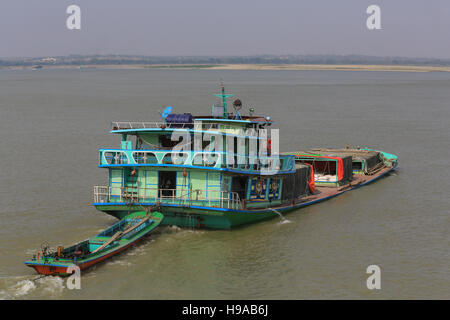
[109, 85, 273, 135]
[101, 85, 282, 175]
[110, 117, 272, 134]
[98, 148, 295, 175]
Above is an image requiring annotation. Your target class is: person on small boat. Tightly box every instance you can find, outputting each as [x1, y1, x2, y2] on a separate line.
[73, 246, 83, 256]
[72, 245, 89, 258]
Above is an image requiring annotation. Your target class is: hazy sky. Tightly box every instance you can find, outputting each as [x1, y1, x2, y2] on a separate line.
[1, 0, 450, 58]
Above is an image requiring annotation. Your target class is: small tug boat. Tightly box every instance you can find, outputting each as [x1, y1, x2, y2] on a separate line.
[25, 211, 163, 275]
[92, 85, 398, 229]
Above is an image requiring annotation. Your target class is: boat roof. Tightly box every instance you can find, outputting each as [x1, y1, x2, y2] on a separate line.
[109, 85, 273, 134]
[110, 116, 272, 134]
[194, 116, 273, 124]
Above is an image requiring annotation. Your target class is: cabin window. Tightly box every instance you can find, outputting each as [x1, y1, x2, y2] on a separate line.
[109, 169, 123, 201]
[222, 176, 231, 193]
[158, 171, 176, 197]
[159, 134, 183, 148]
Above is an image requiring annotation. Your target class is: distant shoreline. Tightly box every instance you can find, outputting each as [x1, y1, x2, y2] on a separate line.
[2, 63, 450, 72]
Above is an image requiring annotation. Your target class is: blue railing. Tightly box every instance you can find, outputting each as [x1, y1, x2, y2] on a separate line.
[93, 186, 243, 210]
[98, 149, 295, 174]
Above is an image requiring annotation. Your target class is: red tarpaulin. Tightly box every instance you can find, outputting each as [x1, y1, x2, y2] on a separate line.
[303, 162, 315, 193]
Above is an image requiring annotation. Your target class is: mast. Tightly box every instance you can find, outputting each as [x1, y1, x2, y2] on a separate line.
[221, 84, 227, 118]
[214, 82, 233, 119]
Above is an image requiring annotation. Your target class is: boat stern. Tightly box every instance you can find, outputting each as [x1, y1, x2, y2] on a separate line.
[24, 261, 71, 276]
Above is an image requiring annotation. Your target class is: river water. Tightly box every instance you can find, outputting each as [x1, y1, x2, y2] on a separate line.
[0, 68, 448, 299]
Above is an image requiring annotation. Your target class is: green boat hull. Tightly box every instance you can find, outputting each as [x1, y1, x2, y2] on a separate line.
[94, 161, 397, 230]
[95, 204, 277, 229]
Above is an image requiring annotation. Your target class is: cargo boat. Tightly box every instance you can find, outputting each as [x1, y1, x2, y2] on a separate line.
[93, 85, 398, 229]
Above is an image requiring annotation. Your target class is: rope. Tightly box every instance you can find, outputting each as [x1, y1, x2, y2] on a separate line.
[30, 274, 50, 282]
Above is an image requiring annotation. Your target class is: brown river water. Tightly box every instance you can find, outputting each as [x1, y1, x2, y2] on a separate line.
[0, 68, 448, 299]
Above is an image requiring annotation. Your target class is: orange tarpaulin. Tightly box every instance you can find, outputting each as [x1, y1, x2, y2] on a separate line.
[292, 154, 345, 181]
[302, 163, 315, 194]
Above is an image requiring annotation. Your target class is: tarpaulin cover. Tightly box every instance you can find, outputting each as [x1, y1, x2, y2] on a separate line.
[311, 149, 382, 174]
[303, 163, 315, 193]
[292, 154, 352, 182]
[363, 153, 382, 172]
[282, 164, 310, 200]
[165, 113, 194, 128]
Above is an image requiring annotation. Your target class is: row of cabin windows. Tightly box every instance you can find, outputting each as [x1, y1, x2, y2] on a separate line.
[111, 168, 281, 201]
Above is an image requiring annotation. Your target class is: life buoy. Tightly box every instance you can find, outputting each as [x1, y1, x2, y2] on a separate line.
[267, 138, 272, 156]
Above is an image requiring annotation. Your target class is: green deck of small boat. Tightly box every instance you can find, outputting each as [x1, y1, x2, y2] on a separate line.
[24, 211, 164, 272]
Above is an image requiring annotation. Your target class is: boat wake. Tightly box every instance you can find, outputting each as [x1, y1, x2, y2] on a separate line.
[126, 244, 150, 256]
[9, 279, 36, 297]
[0, 275, 65, 299]
[107, 259, 133, 267]
[33, 276, 65, 296]
[162, 225, 205, 235]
